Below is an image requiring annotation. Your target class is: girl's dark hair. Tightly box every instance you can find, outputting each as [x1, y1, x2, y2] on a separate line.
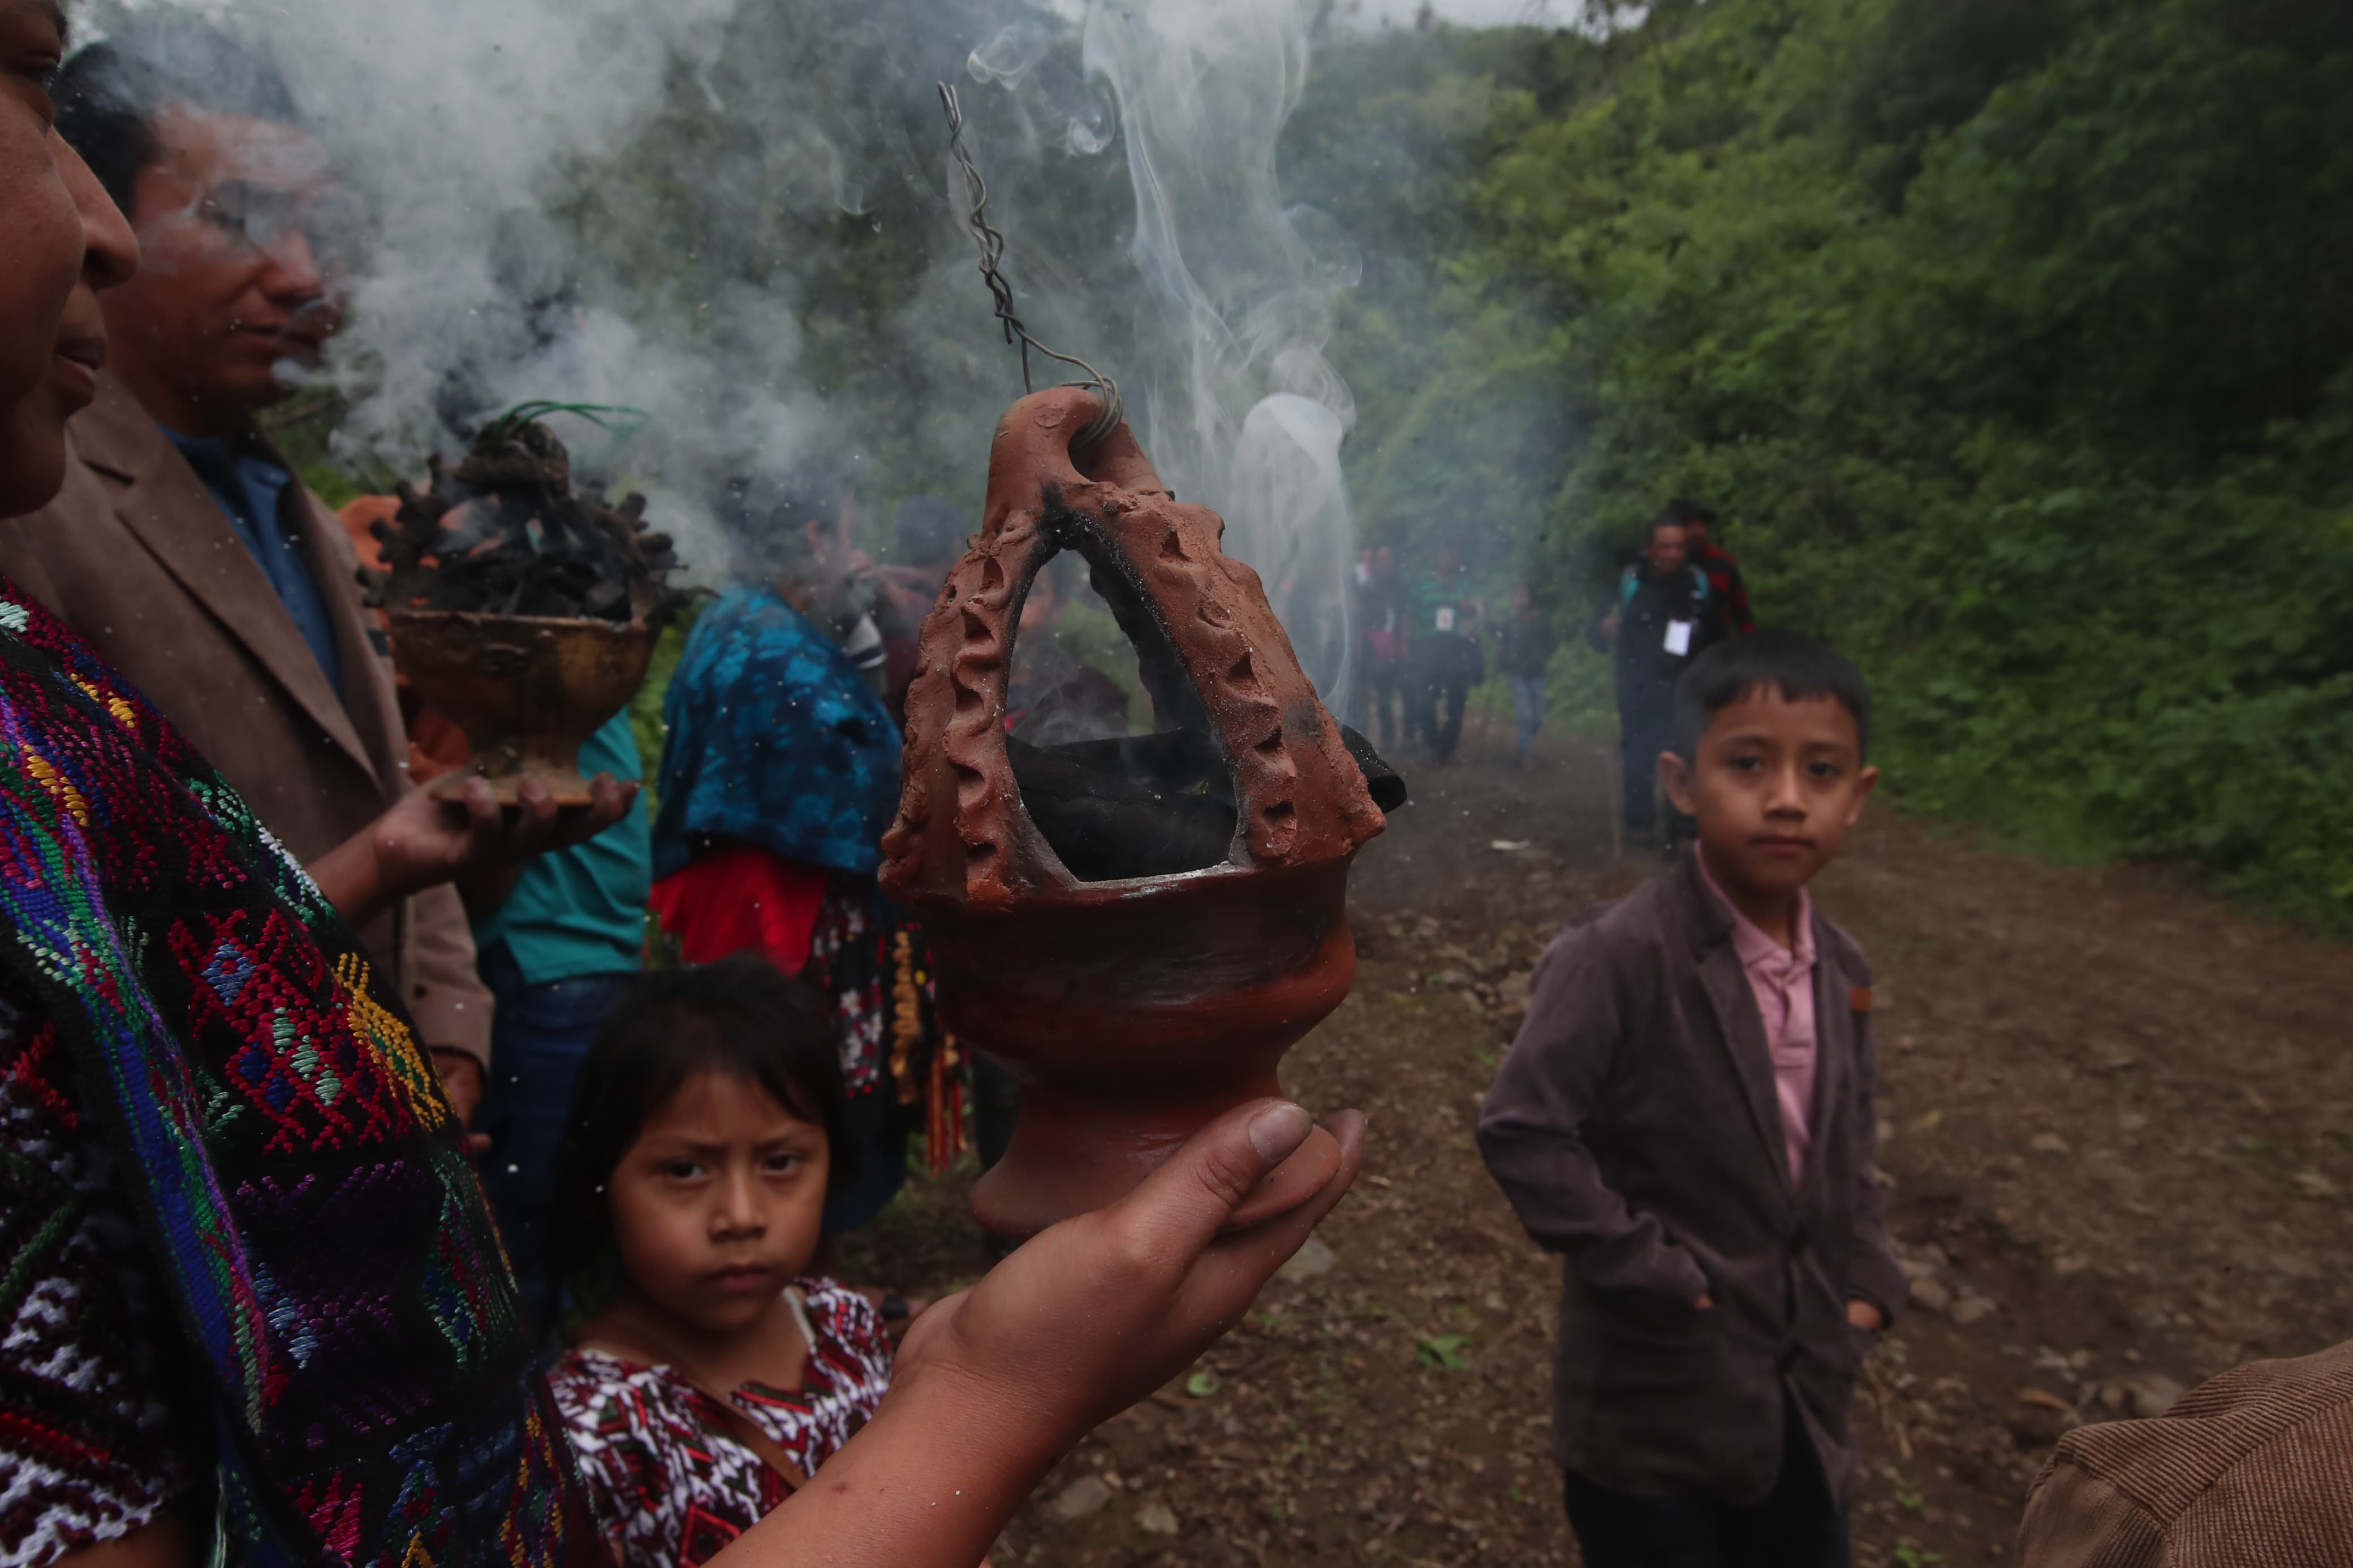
[544, 954, 847, 1327]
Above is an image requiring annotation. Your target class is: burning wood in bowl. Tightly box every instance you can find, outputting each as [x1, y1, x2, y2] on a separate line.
[361, 406, 695, 627]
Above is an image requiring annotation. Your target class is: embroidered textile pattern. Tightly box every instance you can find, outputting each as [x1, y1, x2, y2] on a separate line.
[889, 930, 964, 1175]
[0, 580, 593, 1568]
[807, 882, 884, 1096]
[0, 990, 198, 1568]
[549, 1279, 891, 1568]
[806, 882, 964, 1172]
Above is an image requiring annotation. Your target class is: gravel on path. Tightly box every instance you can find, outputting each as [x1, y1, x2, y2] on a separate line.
[839, 733, 2353, 1567]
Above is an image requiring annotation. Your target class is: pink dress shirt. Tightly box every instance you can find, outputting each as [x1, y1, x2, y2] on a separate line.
[1697, 853, 1818, 1185]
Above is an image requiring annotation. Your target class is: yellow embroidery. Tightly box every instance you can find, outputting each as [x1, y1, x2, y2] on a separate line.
[890, 929, 925, 1106]
[63, 673, 139, 731]
[334, 952, 445, 1129]
[24, 751, 90, 825]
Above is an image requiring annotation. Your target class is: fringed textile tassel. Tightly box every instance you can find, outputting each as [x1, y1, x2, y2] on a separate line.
[889, 930, 924, 1107]
[926, 1033, 967, 1174]
[893, 927, 968, 1172]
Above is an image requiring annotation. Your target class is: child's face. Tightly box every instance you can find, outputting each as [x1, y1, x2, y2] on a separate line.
[604, 1069, 830, 1338]
[1660, 686, 1878, 901]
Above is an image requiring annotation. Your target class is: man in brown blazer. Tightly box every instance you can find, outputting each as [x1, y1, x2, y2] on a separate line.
[2017, 1341, 2353, 1565]
[6, 18, 631, 1119]
[0, 375, 506, 1080]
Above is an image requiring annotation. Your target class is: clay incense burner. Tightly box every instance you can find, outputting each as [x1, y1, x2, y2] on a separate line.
[880, 387, 1392, 1237]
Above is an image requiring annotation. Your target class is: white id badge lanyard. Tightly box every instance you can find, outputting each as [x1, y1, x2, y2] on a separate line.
[1664, 619, 1694, 656]
[1434, 605, 1456, 633]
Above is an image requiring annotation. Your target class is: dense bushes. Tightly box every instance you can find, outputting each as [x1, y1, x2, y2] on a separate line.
[278, 0, 2351, 927]
[1311, 0, 2353, 928]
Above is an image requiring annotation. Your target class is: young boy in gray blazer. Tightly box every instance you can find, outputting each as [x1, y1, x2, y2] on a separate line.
[1479, 632, 1907, 1568]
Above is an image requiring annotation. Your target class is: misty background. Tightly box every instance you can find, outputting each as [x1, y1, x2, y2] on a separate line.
[75, 0, 2353, 931]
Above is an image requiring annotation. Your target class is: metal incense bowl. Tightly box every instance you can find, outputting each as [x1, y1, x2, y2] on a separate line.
[389, 608, 656, 806]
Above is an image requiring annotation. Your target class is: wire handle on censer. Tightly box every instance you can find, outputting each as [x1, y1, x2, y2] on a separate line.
[937, 83, 1124, 451]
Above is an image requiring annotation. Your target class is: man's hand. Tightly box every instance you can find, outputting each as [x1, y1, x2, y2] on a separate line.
[894, 1099, 1364, 1470]
[309, 772, 636, 930]
[432, 1048, 484, 1123]
[1693, 1292, 1715, 1310]
[430, 1048, 492, 1153]
[722, 1099, 1363, 1568]
[1599, 610, 1624, 642]
[1847, 1298, 1885, 1332]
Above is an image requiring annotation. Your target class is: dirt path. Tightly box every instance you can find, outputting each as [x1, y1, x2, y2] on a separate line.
[841, 729, 2353, 1566]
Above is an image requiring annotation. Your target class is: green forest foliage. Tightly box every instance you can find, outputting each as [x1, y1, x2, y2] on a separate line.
[1308, 0, 2353, 928]
[278, 0, 2351, 926]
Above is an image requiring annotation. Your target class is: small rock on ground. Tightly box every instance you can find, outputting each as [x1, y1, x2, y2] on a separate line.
[1048, 1476, 1114, 1522]
[2128, 1375, 2188, 1418]
[1949, 1295, 1999, 1327]
[1278, 1237, 1338, 1283]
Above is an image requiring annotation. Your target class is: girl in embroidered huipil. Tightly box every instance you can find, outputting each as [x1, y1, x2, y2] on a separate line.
[545, 957, 893, 1568]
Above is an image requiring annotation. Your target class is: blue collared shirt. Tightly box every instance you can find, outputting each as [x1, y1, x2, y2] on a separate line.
[161, 426, 344, 696]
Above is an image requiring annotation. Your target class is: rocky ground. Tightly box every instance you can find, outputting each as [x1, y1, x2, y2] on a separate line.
[838, 727, 2353, 1566]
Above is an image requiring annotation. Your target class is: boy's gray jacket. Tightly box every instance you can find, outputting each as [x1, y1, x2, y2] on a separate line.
[1477, 852, 1908, 1509]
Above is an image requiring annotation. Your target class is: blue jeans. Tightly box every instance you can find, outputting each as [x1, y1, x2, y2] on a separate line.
[475, 943, 638, 1319]
[1509, 674, 1547, 757]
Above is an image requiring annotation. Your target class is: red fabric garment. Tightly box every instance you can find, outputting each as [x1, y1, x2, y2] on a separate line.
[648, 841, 830, 973]
[1695, 539, 1757, 637]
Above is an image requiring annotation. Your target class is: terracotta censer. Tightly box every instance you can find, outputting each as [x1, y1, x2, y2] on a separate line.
[364, 414, 693, 804]
[880, 387, 1399, 1238]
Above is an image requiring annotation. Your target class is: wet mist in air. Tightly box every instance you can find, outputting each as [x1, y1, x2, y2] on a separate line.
[82, 0, 1366, 704]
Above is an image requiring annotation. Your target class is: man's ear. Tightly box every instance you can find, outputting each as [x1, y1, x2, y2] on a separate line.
[1658, 749, 1700, 817]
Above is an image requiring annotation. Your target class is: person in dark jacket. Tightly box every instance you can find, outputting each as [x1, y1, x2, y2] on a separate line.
[1589, 513, 1717, 841]
[1479, 633, 1904, 1568]
[1497, 581, 1558, 764]
[1405, 543, 1483, 764]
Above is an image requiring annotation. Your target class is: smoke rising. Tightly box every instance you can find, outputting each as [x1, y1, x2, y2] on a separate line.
[87, 0, 1364, 669]
[1085, 0, 1362, 709]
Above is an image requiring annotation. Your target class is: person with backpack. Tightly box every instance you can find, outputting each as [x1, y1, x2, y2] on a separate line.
[1589, 510, 1717, 845]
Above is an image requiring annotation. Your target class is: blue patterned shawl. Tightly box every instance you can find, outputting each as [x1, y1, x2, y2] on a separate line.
[652, 586, 904, 880]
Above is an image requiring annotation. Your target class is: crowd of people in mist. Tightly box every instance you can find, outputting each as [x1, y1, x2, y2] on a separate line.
[0, 7, 2345, 1568]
